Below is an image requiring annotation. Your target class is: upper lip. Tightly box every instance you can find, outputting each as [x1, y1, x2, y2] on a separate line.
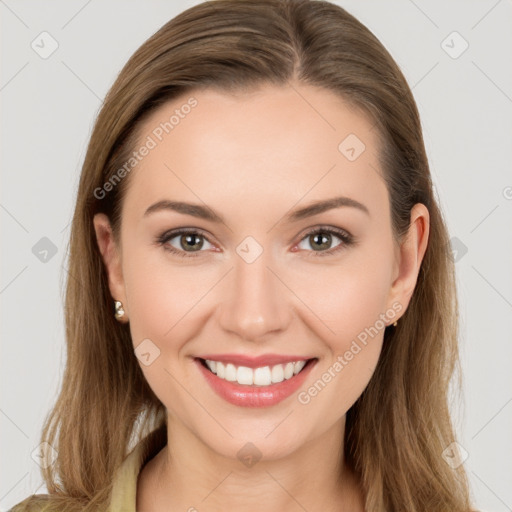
[196, 353, 315, 368]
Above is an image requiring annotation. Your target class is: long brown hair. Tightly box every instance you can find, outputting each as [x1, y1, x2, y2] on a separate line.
[13, 1, 475, 510]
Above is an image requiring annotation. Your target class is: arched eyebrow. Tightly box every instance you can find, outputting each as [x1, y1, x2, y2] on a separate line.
[284, 196, 370, 221]
[143, 196, 370, 223]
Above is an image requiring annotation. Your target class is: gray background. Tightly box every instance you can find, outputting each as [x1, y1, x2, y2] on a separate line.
[1, 0, 511, 510]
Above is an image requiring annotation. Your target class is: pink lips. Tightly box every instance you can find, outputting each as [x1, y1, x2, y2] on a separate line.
[194, 356, 317, 408]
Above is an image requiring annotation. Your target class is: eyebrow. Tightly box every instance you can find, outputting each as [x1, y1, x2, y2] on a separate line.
[143, 196, 370, 223]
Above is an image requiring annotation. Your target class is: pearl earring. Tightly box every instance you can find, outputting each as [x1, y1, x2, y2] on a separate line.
[114, 300, 125, 320]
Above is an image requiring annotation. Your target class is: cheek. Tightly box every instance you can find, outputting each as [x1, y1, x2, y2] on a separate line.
[300, 337, 383, 419]
[295, 259, 391, 413]
[122, 249, 204, 413]
[122, 245, 214, 344]
[288, 242, 394, 342]
[288, 243, 392, 408]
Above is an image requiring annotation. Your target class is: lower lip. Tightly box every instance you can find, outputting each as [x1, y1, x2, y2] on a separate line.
[195, 358, 317, 408]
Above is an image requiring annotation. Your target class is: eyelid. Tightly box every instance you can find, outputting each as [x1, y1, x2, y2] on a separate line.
[294, 224, 352, 243]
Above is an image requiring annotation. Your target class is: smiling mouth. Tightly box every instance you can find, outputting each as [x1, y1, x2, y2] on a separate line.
[196, 357, 317, 387]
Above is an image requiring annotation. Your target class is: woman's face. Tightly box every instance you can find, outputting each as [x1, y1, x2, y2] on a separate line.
[94, 83, 428, 461]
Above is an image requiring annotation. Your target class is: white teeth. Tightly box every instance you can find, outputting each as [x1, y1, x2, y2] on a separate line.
[254, 366, 272, 386]
[271, 364, 284, 383]
[225, 363, 237, 382]
[203, 359, 309, 386]
[284, 362, 294, 379]
[216, 361, 225, 379]
[236, 366, 253, 385]
[205, 360, 216, 373]
[293, 360, 306, 375]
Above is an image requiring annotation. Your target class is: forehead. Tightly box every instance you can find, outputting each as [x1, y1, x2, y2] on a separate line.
[122, 83, 387, 224]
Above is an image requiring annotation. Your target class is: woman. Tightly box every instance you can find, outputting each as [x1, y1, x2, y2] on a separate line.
[12, 0, 476, 510]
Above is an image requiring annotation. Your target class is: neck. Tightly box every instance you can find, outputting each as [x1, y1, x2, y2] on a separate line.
[138, 414, 365, 512]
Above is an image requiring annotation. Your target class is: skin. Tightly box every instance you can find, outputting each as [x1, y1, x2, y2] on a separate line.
[94, 82, 429, 512]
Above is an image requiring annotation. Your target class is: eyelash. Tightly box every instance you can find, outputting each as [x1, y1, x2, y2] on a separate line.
[156, 226, 355, 259]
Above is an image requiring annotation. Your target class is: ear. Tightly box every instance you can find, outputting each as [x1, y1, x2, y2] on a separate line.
[93, 213, 128, 319]
[386, 203, 430, 320]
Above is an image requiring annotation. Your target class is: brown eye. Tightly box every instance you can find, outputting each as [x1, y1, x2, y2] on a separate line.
[296, 226, 354, 257]
[157, 229, 215, 258]
[308, 232, 335, 251]
[178, 233, 204, 252]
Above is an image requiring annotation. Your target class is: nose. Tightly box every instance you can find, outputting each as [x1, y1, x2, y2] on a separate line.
[216, 249, 292, 343]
